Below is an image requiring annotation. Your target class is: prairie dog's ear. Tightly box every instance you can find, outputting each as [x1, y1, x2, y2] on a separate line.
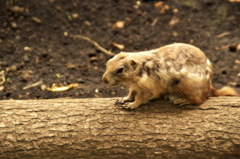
[130, 59, 138, 70]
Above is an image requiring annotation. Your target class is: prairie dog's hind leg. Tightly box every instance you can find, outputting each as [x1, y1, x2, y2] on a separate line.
[168, 96, 190, 106]
[168, 95, 204, 106]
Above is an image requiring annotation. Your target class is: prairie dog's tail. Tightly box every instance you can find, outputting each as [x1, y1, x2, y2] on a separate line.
[211, 86, 239, 97]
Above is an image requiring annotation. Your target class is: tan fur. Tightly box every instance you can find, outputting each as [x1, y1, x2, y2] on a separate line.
[102, 43, 239, 109]
[211, 86, 238, 96]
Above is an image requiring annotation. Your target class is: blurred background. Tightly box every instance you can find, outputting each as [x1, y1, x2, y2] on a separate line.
[0, 0, 239, 99]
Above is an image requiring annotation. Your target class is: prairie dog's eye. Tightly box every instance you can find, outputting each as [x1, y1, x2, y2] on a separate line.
[116, 68, 124, 74]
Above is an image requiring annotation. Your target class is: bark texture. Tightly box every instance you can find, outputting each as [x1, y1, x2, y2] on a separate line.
[0, 97, 240, 159]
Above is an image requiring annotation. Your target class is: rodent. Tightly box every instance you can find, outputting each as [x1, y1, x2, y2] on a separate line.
[102, 43, 239, 109]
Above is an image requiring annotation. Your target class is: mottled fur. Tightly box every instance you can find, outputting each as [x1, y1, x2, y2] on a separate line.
[102, 43, 238, 109]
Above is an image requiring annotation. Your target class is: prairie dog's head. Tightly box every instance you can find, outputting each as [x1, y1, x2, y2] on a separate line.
[102, 53, 139, 86]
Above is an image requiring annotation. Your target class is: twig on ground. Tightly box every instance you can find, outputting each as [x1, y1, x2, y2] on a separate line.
[216, 31, 231, 38]
[69, 34, 116, 56]
[214, 45, 230, 51]
[23, 79, 43, 90]
[214, 42, 240, 51]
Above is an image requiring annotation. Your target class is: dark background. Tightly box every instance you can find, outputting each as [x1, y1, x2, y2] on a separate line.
[0, 0, 239, 99]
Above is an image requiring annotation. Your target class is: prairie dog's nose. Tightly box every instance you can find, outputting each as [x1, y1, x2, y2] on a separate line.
[102, 76, 109, 84]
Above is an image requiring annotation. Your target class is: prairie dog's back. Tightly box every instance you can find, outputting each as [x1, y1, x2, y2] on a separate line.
[153, 43, 212, 77]
[126, 43, 212, 83]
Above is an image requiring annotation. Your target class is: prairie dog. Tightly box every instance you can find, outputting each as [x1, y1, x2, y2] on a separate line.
[102, 43, 238, 109]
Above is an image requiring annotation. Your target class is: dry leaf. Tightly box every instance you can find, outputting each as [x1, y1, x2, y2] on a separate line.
[46, 83, 79, 92]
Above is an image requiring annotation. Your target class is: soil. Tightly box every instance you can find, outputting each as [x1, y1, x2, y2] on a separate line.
[0, 0, 240, 100]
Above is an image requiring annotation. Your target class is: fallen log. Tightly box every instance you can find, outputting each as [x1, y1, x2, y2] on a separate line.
[0, 96, 240, 159]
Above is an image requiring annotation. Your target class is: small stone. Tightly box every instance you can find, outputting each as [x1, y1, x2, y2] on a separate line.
[160, 5, 170, 14]
[169, 17, 179, 26]
[41, 84, 47, 91]
[72, 13, 79, 19]
[21, 71, 31, 80]
[11, 22, 17, 28]
[16, 35, 21, 40]
[84, 21, 91, 27]
[63, 32, 68, 36]
[31, 17, 42, 24]
[173, 8, 179, 14]
[55, 6, 62, 11]
[93, 66, 99, 70]
[23, 54, 30, 62]
[9, 65, 17, 72]
[49, 0, 55, 3]
[9, 6, 24, 13]
[95, 89, 99, 93]
[90, 56, 98, 62]
[163, 5, 170, 11]
[154, 1, 164, 8]
[0, 86, 4, 91]
[67, 63, 76, 69]
[136, 1, 141, 6]
[235, 60, 240, 65]
[172, 31, 178, 37]
[133, 5, 139, 10]
[189, 39, 194, 44]
[24, 46, 32, 51]
[113, 21, 125, 29]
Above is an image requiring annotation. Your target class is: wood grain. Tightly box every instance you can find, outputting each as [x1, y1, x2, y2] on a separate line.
[0, 96, 239, 158]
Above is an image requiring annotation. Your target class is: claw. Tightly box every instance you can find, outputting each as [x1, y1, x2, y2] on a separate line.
[116, 104, 127, 109]
[115, 98, 139, 110]
[115, 99, 125, 106]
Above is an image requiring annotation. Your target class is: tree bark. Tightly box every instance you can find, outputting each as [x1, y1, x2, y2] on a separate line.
[0, 96, 240, 159]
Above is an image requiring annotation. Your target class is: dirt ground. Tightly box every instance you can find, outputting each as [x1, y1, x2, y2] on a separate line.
[0, 0, 240, 100]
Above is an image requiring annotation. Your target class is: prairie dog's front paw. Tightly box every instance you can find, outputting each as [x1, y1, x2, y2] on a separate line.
[115, 96, 133, 105]
[115, 98, 126, 105]
[122, 96, 134, 102]
[117, 102, 140, 110]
